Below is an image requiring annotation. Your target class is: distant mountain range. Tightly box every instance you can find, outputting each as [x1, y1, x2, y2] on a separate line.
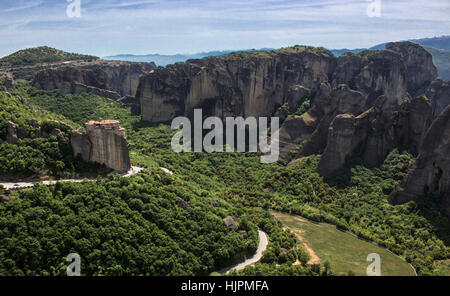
[104, 49, 274, 67]
[104, 36, 450, 80]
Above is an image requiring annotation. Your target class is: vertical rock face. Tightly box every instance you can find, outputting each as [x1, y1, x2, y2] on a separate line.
[396, 96, 433, 155]
[425, 79, 450, 119]
[71, 130, 91, 162]
[296, 84, 367, 158]
[136, 47, 337, 122]
[133, 42, 443, 172]
[6, 121, 19, 144]
[316, 114, 357, 175]
[71, 120, 131, 173]
[285, 42, 443, 167]
[332, 50, 407, 108]
[286, 85, 311, 113]
[315, 95, 433, 175]
[386, 42, 438, 97]
[389, 105, 450, 218]
[33, 61, 156, 98]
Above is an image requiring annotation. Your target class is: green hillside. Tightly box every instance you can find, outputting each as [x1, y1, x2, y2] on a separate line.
[0, 85, 110, 179]
[0, 46, 98, 67]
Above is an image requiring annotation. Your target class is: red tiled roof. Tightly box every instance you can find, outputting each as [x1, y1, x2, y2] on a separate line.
[86, 119, 120, 126]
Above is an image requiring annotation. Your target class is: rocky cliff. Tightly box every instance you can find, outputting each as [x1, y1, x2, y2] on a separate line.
[386, 42, 438, 97]
[135, 42, 446, 173]
[71, 120, 131, 173]
[285, 43, 443, 169]
[389, 105, 450, 218]
[281, 48, 411, 160]
[136, 46, 337, 122]
[33, 61, 156, 98]
[425, 78, 450, 119]
[316, 95, 433, 175]
[331, 49, 407, 108]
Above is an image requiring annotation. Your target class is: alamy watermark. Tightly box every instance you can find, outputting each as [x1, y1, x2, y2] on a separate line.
[66, 0, 81, 18]
[366, 253, 381, 276]
[66, 253, 81, 276]
[171, 109, 280, 163]
[366, 0, 381, 18]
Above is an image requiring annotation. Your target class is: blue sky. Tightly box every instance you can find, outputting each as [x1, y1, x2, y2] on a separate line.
[0, 0, 449, 57]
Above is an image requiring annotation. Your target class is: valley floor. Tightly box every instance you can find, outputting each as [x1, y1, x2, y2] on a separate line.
[272, 211, 416, 276]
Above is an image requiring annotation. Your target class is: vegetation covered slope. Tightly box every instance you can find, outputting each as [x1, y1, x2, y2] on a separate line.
[0, 84, 319, 276]
[0, 87, 110, 179]
[0, 173, 259, 276]
[0, 46, 98, 67]
[1, 83, 449, 276]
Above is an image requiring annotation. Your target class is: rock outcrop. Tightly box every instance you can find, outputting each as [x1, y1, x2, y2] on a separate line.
[71, 119, 131, 172]
[286, 42, 441, 167]
[33, 61, 156, 98]
[316, 114, 357, 175]
[0, 73, 15, 90]
[389, 105, 450, 218]
[331, 50, 407, 108]
[6, 121, 29, 144]
[223, 216, 238, 231]
[425, 79, 450, 119]
[136, 47, 337, 122]
[316, 95, 433, 175]
[396, 96, 433, 156]
[386, 42, 438, 97]
[294, 83, 367, 159]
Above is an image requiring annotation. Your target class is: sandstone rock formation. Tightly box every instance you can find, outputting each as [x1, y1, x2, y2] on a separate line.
[396, 96, 433, 156]
[71, 119, 131, 173]
[316, 95, 433, 175]
[425, 79, 450, 119]
[295, 83, 367, 159]
[331, 50, 407, 108]
[136, 42, 442, 166]
[386, 42, 438, 97]
[285, 42, 442, 168]
[136, 47, 337, 122]
[33, 61, 156, 98]
[389, 105, 450, 218]
[316, 114, 357, 175]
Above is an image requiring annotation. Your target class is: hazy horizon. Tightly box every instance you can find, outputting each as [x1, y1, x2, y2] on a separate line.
[1, 0, 449, 57]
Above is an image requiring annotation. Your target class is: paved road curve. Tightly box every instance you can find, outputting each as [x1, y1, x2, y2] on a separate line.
[217, 230, 269, 274]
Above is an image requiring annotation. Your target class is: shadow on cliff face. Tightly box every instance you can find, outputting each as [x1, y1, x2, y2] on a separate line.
[413, 199, 450, 247]
[321, 154, 368, 189]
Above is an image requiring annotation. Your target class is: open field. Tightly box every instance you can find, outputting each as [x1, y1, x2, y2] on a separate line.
[272, 211, 416, 276]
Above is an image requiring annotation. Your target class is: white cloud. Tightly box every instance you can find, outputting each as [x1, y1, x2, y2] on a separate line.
[0, 0, 448, 57]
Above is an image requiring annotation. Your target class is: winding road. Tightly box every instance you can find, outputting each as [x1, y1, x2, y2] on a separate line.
[217, 230, 269, 274]
[0, 166, 146, 190]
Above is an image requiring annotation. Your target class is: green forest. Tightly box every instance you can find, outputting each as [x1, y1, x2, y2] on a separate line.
[0, 81, 449, 276]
